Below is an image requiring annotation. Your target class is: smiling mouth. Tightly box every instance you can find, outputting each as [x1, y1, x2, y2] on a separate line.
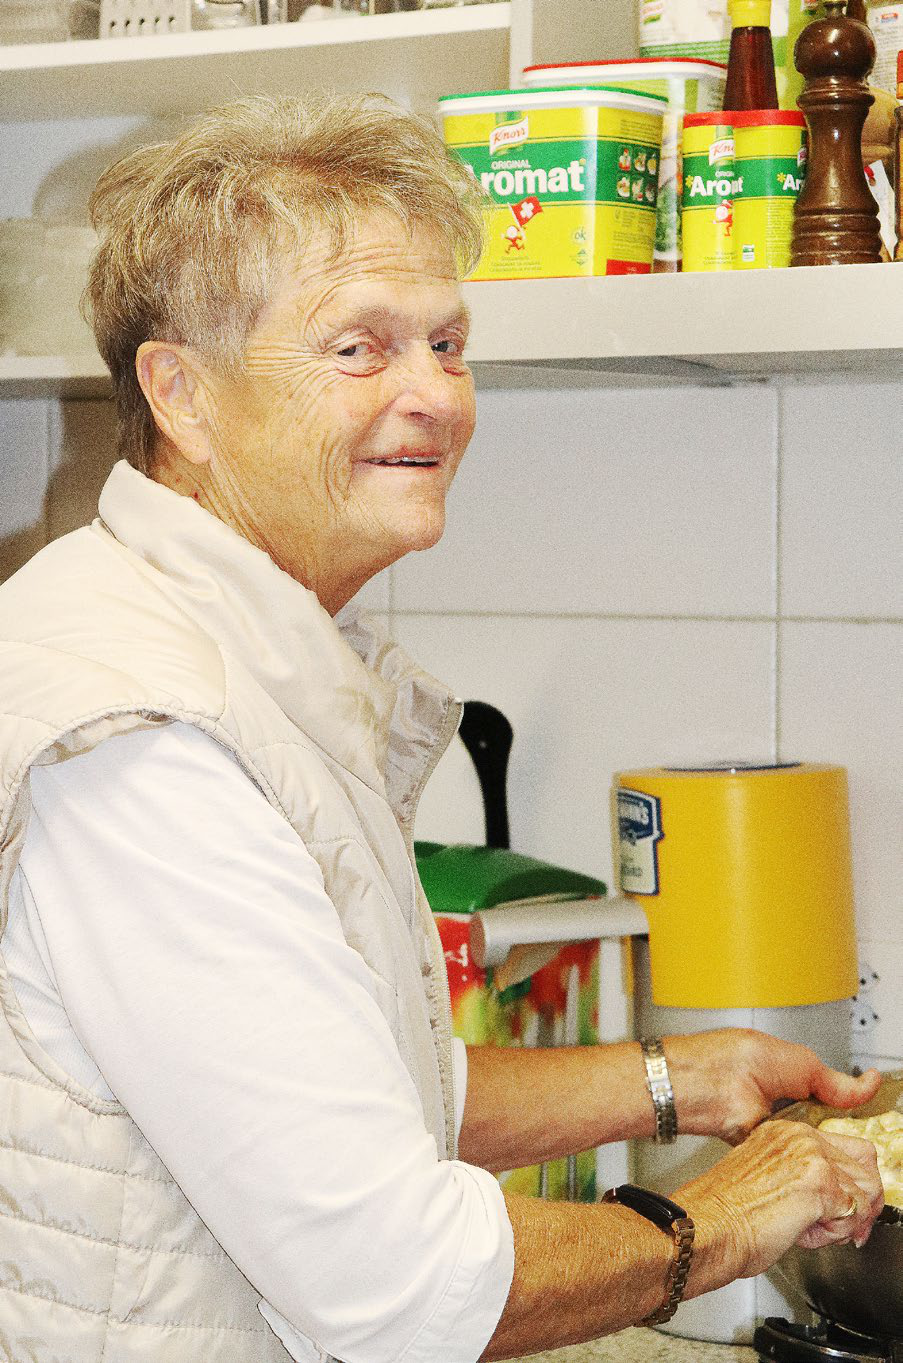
[365, 455, 441, 468]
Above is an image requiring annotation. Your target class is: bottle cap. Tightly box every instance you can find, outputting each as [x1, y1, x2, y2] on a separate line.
[730, 0, 772, 27]
[727, 109, 806, 125]
[683, 112, 736, 127]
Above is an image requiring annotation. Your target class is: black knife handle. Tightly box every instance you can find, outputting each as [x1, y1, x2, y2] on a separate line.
[458, 700, 513, 850]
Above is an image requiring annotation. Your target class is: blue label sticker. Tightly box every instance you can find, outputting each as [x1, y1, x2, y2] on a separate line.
[617, 788, 663, 896]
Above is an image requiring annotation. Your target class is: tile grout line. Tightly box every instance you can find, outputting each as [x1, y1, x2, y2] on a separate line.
[389, 607, 903, 625]
[42, 398, 54, 548]
[773, 381, 784, 764]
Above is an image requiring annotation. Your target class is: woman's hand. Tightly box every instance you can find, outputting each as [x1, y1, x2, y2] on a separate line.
[481, 1118, 885, 1359]
[664, 1029, 882, 1145]
[677, 1118, 886, 1282]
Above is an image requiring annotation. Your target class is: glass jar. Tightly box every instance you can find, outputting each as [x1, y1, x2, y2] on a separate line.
[336, 0, 420, 13]
[192, 0, 258, 27]
[0, 219, 99, 358]
[0, 0, 68, 42]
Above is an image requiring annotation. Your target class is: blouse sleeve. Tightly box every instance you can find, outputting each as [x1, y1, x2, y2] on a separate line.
[20, 721, 513, 1363]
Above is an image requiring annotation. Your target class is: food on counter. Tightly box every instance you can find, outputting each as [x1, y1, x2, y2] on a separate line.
[819, 1110, 903, 1207]
[680, 108, 806, 271]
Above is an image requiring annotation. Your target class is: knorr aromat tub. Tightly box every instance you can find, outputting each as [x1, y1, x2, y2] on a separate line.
[731, 109, 807, 269]
[681, 113, 737, 272]
[522, 59, 726, 270]
[439, 86, 666, 280]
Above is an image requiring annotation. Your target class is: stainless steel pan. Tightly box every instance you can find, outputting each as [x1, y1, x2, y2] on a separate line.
[775, 1071, 903, 1338]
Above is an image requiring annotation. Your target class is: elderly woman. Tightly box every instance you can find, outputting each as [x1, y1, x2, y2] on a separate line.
[0, 94, 884, 1363]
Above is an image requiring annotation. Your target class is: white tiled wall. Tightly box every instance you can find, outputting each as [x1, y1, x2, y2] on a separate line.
[1, 377, 900, 1066]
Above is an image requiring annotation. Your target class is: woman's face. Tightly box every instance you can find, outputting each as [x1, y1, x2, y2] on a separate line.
[196, 212, 476, 613]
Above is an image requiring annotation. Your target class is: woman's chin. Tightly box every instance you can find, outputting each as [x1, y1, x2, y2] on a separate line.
[405, 510, 446, 555]
[383, 502, 447, 558]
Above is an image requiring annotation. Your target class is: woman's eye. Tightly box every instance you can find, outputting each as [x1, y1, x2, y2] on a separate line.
[432, 338, 463, 356]
[333, 340, 385, 372]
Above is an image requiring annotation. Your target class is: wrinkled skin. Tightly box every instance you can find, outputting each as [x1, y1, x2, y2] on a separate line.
[666, 1028, 882, 1145]
[670, 1031, 885, 1266]
[141, 213, 476, 614]
[679, 1117, 886, 1279]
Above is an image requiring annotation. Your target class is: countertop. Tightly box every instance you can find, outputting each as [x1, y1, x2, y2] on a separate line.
[512, 1327, 756, 1363]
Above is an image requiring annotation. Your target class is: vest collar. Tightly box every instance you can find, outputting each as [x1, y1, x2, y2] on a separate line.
[97, 462, 459, 812]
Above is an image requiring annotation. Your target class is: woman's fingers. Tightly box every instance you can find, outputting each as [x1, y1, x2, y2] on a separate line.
[808, 1064, 882, 1111]
[819, 1131, 886, 1213]
[804, 1130, 885, 1247]
[677, 1119, 886, 1280]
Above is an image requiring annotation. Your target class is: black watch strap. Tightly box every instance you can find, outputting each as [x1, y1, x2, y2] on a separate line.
[602, 1183, 695, 1326]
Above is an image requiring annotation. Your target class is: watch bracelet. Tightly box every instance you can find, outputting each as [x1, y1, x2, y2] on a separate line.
[642, 1215, 695, 1325]
[641, 1037, 678, 1144]
[602, 1186, 695, 1327]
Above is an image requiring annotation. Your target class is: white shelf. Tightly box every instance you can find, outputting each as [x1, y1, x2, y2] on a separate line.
[463, 264, 903, 380]
[0, 353, 110, 397]
[0, 2, 511, 119]
[6, 264, 903, 397]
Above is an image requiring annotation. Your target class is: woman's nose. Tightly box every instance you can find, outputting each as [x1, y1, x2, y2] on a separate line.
[394, 345, 467, 424]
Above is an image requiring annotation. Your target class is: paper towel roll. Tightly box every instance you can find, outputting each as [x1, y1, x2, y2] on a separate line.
[470, 895, 648, 972]
[614, 762, 858, 1009]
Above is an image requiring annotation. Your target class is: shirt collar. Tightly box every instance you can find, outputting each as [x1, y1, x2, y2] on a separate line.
[97, 461, 459, 810]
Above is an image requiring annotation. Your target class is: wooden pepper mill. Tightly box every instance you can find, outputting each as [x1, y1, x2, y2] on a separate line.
[791, 0, 883, 266]
[895, 55, 903, 260]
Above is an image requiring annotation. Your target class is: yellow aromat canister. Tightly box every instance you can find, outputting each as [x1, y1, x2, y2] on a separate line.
[681, 113, 737, 272]
[732, 110, 807, 269]
[613, 762, 858, 1009]
[439, 86, 666, 280]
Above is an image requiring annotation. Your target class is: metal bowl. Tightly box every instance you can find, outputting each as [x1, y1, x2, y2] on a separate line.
[776, 1071, 903, 1338]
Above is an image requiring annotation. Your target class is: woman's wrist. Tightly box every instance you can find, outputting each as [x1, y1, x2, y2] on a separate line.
[658, 1031, 742, 1141]
[640, 1037, 678, 1143]
[676, 1187, 755, 1298]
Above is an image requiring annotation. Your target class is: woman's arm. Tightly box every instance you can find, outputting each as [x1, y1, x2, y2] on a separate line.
[21, 723, 514, 1363]
[480, 1117, 884, 1360]
[458, 1034, 882, 1171]
[458, 1041, 655, 1170]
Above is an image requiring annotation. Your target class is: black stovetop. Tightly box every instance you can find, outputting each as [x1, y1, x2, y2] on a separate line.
[754, 1319, 903, 1363]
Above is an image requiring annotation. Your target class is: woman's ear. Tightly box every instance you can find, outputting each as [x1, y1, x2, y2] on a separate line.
[136, 342, 216, 467]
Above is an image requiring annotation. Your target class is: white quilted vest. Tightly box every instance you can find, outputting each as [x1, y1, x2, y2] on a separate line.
[0, 462, 460, 1363]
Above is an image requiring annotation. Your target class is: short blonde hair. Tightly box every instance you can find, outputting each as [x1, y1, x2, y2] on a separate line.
[84, 92, 485, 474]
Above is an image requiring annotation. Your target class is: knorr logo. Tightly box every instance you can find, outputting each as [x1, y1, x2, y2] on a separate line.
[708, 137, 734, 164]
[489, 117, 528, 155]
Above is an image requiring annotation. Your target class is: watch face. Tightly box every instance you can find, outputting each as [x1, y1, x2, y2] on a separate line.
[606, 1184, 688, 1230]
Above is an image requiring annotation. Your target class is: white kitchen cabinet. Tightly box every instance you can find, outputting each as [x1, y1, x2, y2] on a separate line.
[1, 3, 512, 120]
[0, 0, 634, 120]
[1, 0, 901, 391]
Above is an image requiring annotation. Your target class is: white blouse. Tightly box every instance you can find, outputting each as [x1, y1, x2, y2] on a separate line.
[4, 722, 513, 1363]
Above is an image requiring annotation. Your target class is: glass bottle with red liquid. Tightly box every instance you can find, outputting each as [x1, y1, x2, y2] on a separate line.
[722, 0, 779, 110]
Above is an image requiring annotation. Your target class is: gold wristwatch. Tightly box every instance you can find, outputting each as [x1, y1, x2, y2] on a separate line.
[602, 1183, 695, 1325]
